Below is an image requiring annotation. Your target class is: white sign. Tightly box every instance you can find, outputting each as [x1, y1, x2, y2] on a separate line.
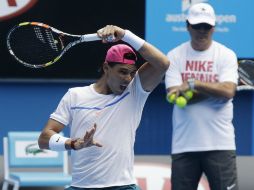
[15, 141, 58, 158]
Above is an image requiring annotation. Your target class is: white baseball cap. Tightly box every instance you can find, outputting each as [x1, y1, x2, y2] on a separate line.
[186, 3, 216, 26]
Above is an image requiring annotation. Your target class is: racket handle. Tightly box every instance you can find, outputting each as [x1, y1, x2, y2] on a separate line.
[81, 33, 101, 42]
[81, 33, 116, 42]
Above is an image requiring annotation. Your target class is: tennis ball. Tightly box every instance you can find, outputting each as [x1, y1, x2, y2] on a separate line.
[185, 90, 193, 100]
[176, 96, 187, 108]
[166, 93, 176, 103]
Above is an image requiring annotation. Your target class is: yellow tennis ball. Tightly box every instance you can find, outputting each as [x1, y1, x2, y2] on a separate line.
[166, 93, 176, 103]
[185, 90, 193, 100]
[176, 96, 187, 108]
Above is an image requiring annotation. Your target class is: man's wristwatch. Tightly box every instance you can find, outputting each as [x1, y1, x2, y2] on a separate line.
[187, 78, 195, 90]
[70, 139, 78, 150]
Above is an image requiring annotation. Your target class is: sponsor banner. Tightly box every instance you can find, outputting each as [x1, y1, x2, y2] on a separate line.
[146, 0, 254, 58]
[15, 141, 58, 158]
[0, 0, 37, 21]
[134, 162, 210, 190]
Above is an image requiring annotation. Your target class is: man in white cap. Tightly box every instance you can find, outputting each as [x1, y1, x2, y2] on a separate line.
[165, 3, 239, 190]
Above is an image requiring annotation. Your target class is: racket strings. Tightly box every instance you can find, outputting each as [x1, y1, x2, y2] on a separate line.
[44, 28, 60, 51]
[33, 26, 59, 51]
[239, 65, 254, 77]
[9, 26, 63, 65]
[34, 26, 47, 44]
[238, 60, 254, 85]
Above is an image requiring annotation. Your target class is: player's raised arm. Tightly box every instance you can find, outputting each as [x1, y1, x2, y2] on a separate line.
[97, 25, 170, 92]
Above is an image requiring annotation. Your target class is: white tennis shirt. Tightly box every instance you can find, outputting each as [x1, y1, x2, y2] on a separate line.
[50, 74, 150, 188]
[165, 41, 238, 154]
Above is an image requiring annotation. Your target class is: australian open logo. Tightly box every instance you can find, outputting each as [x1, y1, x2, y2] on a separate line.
[165, 0, 236, 32]
[25, 143, 45, 155]
[165, 0, 208, 23]
[0, 0, 38, 21]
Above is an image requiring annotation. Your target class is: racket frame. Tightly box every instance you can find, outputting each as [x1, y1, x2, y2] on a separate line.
[237, 85, 254, 91]
[7, 22, 100, 68]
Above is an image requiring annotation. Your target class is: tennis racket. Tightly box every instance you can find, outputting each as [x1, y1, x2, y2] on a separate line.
[237, 59, 254, 91]
[6, 22, 113, 68]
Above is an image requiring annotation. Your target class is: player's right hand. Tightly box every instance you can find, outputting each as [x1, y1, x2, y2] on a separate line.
[97, 25, 125, 43]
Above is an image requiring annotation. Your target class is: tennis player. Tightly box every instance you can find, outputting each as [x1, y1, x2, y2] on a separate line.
[38, 25, 169, 190]
[165, 3, 239, 190]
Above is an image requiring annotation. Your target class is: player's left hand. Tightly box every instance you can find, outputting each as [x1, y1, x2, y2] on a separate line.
[71, 124, 103, 150]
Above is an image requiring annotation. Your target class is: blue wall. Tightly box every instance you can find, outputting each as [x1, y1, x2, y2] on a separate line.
[0, 82, 253, 155]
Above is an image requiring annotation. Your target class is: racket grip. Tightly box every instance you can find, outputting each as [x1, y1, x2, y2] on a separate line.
[81, 34, 101, 42]
[81, 33, 115, 42]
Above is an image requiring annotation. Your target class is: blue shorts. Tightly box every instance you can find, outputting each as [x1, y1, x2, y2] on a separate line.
[65, 184, 141, 190]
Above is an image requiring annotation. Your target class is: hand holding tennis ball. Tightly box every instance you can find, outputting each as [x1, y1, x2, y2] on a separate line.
[185, 90, 193, 100]
[166, 90, 193, 108]
[166, 93, 187, 108]
[175, 96, 187, 108]
[166, 93, 176, 103]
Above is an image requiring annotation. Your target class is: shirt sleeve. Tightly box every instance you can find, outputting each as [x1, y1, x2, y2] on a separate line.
[218, 49, 238, 84]
[165, 50, 183, 89]
[50, 89, 72, 126]
[127, 73, 150, 130]
[129, 73, 150, 98]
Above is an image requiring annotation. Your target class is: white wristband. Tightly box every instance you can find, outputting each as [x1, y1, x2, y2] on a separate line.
[49, 133, 70, 151]
[122, 30, 145, 51]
